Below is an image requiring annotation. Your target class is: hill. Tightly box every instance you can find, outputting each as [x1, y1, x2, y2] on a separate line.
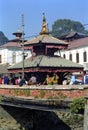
[0, 31, 8, 45]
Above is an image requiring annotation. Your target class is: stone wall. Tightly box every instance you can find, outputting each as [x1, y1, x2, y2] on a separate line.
[0, 84, 86, 130]
[0, 85, 87, 99]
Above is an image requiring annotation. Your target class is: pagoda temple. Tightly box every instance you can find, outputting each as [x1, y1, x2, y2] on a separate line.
[58, 29, 87, 42]
[8, 14, 83, 84]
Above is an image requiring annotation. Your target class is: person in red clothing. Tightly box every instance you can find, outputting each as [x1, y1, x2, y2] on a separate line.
[0, 76, 2, 84]
[15, 77, 18, 85]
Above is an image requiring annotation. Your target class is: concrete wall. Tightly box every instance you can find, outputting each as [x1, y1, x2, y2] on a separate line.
[83, 99, 88, 130]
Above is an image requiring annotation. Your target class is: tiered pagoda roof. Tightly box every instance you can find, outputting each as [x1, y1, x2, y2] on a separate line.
[59, 29, 87, 41]
[24, 13, 68, 47]
[8, 14, 83, 74]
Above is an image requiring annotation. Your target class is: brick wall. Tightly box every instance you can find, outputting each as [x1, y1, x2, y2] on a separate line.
[0, 85, 87, 99]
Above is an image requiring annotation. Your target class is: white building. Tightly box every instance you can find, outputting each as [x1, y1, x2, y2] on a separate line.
[59, 36, 88, 70]
[0, 30, 31, 74]
[54, 30, 88, 71]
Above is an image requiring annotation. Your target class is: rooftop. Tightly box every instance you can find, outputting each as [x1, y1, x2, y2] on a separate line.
[68, 37, 88, 49]
[8, 55, 83, 72]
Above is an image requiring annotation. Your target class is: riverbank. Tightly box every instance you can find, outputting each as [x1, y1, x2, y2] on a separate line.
[0, 84, 87, 130]
[0, 105, 84, 130]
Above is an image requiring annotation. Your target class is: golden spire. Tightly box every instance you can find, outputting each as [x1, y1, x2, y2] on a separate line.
[40, 13, 49, 35]
[17, 28, 21, 32]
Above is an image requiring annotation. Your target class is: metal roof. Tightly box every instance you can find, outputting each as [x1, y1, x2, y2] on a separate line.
[8, 55, 83, 70]
[68, 37, 88, 49]
[0, 63, 9, 74]
[0, 41, 21, 48]
[24, 34, 68, 45]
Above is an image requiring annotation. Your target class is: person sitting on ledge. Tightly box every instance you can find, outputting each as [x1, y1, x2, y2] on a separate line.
[43, 74, 52, 85]
[19, 77, 26, 87]
[69, 74, 76, 85]
[28, 74, 37, 85]
[82, 71, 88, 84]
[52, 73, 59, 85]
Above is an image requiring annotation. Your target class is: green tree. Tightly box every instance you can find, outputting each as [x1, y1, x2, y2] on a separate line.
[51, 19, 88, 37]
[69, 98, 86, 114]
[0, 31, 8, 45]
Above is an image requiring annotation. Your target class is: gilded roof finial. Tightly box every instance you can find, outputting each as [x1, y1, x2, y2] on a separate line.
[17, 28, 21, 32]
[40, 13, 49, 35]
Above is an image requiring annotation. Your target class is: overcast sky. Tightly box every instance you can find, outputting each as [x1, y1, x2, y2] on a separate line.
[0, 0, 88, 39]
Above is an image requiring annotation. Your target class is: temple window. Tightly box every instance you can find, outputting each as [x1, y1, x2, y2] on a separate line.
[12, 52, 16, 64]
[76, 52, 79, 63]
[69, 53, 72, 61]
[83, 51, 87, 62]
[0, 55, 2, 63]
[63, 54, 66, 59]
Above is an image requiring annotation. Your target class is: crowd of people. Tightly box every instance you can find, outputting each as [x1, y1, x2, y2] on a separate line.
[69, 71, 88, 85]
[43, 73, 59, 85]
[0, 71, 88, 86]
[0, 74, 37, 86]
[0, 73, 59, 86]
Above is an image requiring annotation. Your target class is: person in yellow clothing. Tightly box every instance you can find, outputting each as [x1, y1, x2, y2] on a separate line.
[43, 74, 52, 85]
[52, 73, 59, 84]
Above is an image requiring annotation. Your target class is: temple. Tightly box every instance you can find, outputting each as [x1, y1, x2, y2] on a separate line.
[58, 29, 87, 42]
[8, 14, 83, 84]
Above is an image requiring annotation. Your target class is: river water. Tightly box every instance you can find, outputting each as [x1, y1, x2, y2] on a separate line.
[0, 105, 84, 130]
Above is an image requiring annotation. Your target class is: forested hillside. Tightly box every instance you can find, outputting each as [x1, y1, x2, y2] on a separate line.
[0, 31, 8, 45]
[51, 19, 88, 37]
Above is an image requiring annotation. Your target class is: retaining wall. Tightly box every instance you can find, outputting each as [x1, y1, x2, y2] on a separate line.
[0, 85, 87, 99]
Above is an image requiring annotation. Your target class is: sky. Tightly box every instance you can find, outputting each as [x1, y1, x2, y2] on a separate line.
[0, 0, 88, 40]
